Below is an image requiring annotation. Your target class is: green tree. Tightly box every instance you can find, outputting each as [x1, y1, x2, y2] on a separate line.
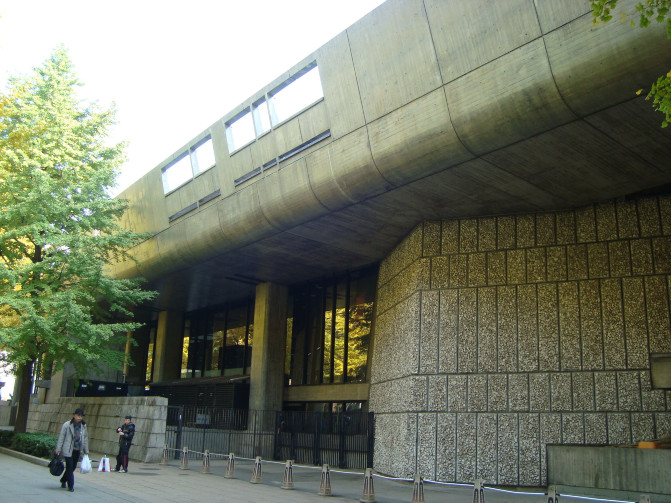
[592, 0, 671, 126]
[0, 48, 156, 432]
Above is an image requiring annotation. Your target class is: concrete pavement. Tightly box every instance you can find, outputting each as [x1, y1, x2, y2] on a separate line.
[0, 449, 644, 503]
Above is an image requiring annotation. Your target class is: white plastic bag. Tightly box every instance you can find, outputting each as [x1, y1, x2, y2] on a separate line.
[80, 454, 92, 474]
[97, 455, 111, 472]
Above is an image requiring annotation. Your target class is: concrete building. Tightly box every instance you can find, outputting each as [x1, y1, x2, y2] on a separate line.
[84, 0, 671, 488]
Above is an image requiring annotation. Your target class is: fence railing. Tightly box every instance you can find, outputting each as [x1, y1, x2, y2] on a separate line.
[165, 406, 373, 469]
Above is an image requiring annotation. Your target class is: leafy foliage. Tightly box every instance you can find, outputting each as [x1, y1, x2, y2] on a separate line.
[11, 432, 57, 458]
[591, 0, 671, 126]
[0, 48, 156, 386]
[0, 429, 13, 447]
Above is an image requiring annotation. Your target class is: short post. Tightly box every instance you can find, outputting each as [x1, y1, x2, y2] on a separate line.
[639, 497, 651, 503]
[319, 464, 332, 497]
[472, 479, 486, 503]
[160, 444, 169, 465]
[201, 450, 211, 474]
[281, 459, 295, 490]
[546, 485, 559, 503]
[360, 468, 376, 502]
[250, 456, 262, 484]
[179, 446, 189, 470]
[225, 452, 236, 479]
[411, 475, 424, 503]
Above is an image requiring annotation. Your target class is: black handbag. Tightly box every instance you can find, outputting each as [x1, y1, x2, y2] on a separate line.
[48, 454, 65, 476]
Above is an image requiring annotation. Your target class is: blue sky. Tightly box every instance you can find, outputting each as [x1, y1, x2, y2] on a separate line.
[0, 0, 385, 400]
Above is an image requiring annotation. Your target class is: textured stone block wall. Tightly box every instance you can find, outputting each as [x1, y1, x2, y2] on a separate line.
[370, 197, 671, 486]
[26, 396, 168, 463]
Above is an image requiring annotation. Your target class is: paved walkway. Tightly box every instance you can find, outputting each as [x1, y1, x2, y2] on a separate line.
[0, 449, 646, 503]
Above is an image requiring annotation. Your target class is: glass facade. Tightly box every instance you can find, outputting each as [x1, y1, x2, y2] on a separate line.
[180, 299, 254, 379]
[288, 266, 377, 386]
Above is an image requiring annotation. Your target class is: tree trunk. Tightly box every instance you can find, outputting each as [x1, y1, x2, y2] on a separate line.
[13, 360, 34, 434]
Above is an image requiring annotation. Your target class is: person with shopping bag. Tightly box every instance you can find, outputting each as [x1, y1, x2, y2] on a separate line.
[55, 407, 89, 492]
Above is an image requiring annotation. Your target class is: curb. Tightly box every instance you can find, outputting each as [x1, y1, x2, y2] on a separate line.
[0, 446, 49, 466]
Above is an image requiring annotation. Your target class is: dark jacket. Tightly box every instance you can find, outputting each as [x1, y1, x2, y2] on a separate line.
[117, 422, 135, 448]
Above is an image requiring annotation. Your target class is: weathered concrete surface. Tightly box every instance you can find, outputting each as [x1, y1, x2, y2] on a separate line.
[548, 445, 671, 497]
[113, 0, 671, 313]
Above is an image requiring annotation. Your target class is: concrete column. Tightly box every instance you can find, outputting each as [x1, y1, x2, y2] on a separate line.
[249, 282, 288, 414]
[153, 310, 184, 383]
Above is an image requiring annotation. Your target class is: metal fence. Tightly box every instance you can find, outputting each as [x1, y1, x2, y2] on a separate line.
[165, 406, 374, 469]
[273, 410, 374, 469]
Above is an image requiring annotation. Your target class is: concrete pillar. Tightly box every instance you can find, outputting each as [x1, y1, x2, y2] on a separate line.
[153, 310, 184, 382]
[249, 282, 288, 414]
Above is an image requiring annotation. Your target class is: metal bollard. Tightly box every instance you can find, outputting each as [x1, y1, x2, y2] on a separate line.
[281, 459, 295, 490]
[225, 452, 236, 479]
[411, 475, 424, 503]
[472, 479, 486, 503]
[546, 486, 559, 503]
[319, 464, 332, 497]
[179, 446, 189, 470]
[201, 450, 211, 474]
[160, 444, 169, 465]
[360, 468, 376, 502]
[250, 456, 263, 484]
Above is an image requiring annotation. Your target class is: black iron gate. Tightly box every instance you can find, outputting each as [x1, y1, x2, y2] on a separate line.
[273, 410, 374, 469]
[165, 407, 374, 469]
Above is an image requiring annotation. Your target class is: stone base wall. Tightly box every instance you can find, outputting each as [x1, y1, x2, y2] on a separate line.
[26, 396, 168, 463]
[370, 196, 671, 486]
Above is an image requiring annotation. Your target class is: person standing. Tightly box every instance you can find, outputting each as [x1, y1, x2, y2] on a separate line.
[55, 407, 89, 492]
[114, 414, 135, 473]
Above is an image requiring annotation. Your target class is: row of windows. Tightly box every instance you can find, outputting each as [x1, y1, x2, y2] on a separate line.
[225, 62, 324, 153]
[161, 137, 216, 194]
[145, 266, 377, 387]
[159, 63, 323, 197]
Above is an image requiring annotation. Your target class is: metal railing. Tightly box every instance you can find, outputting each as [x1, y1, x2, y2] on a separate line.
[165, 406, 374, 469]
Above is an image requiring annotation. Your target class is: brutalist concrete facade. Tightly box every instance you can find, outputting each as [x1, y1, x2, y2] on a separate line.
[370, 195, 671, 486]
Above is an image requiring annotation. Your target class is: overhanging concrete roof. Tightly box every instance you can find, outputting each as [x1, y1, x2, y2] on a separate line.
[116, 0, 671, 313]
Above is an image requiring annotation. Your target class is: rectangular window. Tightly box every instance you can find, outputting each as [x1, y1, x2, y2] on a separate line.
[225, 63, 324, 157]
[252, 98, 271, 136]
[161, 154, 192, 193]
[191, 137, 216, 175]
[224, 305, 248, 376]
[181, 319, 191, 378]
[145, 325, 156, 383]
[225, 109, 255, 153]
[269, 64, 323, 126]
[289, 266, 377, 386]
[347, 271, 375, 382]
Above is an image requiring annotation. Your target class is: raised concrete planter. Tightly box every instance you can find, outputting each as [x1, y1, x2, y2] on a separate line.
[548, 445, 671, 498]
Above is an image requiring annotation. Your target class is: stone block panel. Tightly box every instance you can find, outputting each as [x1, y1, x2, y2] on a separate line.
[638, 197, 661, 237]
[476, 413, 498, 482]
[370, 294, 421, 383]
[418, 413, 436, 480]
[423, 221, 441, 257]
[519, 413, 540, 485]
[378, 224, 423, 286]
[419, 290, 439, 374]
[373, 413, 417, 479]
[369, 375, 427, 413]
[377, 258, 431, 315]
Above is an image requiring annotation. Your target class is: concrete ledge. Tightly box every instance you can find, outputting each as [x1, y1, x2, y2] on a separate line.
[548, 445, 671, 499]
[0, 446, 48, 466]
